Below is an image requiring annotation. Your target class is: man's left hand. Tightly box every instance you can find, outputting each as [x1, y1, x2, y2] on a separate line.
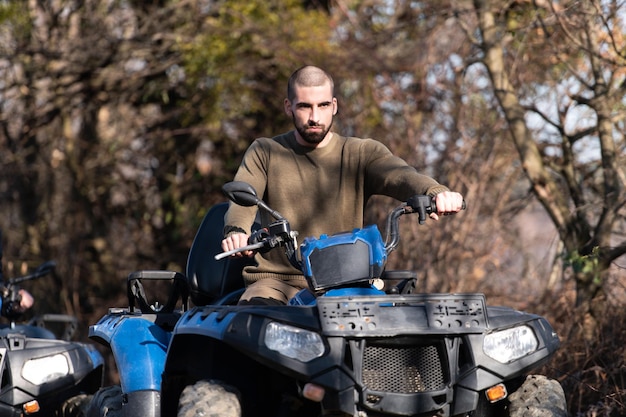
[430, 191, 464, 221]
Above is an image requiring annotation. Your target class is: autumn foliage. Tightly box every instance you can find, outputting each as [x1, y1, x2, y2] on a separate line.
[0, 1, 624, 414]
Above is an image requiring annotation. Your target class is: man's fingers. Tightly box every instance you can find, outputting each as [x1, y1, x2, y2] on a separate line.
[435, 192, 464, 214]
[221, 233, 251, 257]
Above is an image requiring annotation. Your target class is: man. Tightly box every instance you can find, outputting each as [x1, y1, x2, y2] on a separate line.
[222, 65, 464, 305]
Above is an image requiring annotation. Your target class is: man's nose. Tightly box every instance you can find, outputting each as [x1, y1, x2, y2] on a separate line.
[309, 106, 320, 123]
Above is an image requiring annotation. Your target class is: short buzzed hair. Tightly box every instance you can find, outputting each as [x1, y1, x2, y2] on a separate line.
[287, 66, 335, 101]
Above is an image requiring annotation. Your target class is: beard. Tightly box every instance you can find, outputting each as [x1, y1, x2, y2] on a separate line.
[294, 117, 333, 145]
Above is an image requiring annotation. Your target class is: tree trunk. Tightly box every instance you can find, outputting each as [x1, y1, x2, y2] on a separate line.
[472, 0, 607, 339]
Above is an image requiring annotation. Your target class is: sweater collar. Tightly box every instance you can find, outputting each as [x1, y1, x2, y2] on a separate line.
[288, 131, 341, 156]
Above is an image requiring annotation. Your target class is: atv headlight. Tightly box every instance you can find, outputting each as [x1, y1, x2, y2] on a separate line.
[22, 353, 70, 385]
[264, 322, 325, 362]
[483, 325, 539, 363]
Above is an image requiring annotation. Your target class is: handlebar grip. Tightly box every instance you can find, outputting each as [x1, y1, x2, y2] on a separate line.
[407, 195, 466, 224]
[431, 199, 467, 213]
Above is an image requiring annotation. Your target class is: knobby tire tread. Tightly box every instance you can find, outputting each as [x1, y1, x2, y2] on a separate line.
[59, 394, 92, 417]
[506, 375, 568, 417]
[177, 379, 242, 417]
[85, 385, 123, 417]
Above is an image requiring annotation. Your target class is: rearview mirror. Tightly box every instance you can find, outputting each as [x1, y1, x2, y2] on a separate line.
[222, 181, 260, 207]
[221, 181, 285, 220]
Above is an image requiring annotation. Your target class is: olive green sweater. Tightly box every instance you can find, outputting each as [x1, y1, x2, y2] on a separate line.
[224, 131, 449, 285]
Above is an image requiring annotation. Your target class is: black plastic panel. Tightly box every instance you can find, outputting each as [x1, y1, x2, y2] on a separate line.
[307, 240, 373, 290]
[317, 294, 488, 336]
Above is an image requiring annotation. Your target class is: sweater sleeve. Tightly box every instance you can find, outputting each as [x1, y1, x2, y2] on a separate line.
[361, 139, 449, 200]
[223, 139, 270, 236]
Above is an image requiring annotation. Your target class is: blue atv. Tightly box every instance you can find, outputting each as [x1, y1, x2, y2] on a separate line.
[0, 232, 104, 417]
[88, 181, 567, 417]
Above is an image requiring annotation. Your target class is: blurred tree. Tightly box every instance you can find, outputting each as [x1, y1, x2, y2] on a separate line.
[465, 0, 626, 338]
[0, 0, 206, 324]
[325, 0, 532, 296]
[0, 0, 337, 327]
[178, 0, 335, 161]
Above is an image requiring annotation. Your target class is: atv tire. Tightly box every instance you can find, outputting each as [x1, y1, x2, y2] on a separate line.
[59, 394, 92, 417]
[506, 375, 568, 417]
[85, 385, 123, 417]
[177, 379, 242, 417]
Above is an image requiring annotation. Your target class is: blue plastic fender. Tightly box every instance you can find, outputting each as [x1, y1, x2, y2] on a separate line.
[90, 314, 171, 393]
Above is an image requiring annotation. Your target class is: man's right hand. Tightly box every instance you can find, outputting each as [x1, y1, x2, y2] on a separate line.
[221, 233, 255, 257]
[17, 289, 34, 312]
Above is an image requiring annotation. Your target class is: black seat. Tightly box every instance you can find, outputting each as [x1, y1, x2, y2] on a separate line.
[186, 202, 255, 306]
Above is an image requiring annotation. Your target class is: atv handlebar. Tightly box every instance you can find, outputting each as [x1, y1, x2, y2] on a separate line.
[215, 219, 299, 263]
[1, 261, 56, 320]
[5, 261, 57, 285]
[384, 195, 466, 253]
[215, 181, 465, 263]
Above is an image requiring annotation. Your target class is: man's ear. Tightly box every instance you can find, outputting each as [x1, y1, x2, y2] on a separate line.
[284, 98, 293, 116]
[332, 97, 338, 115]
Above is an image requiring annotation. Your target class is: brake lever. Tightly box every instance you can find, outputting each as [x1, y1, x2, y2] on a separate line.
[214, 241, 267, 261]
[405, 195, 433, 224]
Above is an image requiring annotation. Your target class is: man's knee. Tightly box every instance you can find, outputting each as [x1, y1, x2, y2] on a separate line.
[239, 281, 289, 304]
[237, 297, 284, 306]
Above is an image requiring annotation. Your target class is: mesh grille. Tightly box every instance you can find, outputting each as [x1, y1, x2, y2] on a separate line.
[362, 344, 445, 393]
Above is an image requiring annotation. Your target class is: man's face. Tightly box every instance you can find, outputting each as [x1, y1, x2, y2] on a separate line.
[284, 82, 337, 146]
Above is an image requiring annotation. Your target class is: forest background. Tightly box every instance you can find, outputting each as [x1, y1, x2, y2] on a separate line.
[0, 0, 625, 415]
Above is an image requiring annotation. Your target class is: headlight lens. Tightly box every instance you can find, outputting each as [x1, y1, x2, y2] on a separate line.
[22, 354, 70, 385]
[483, 325, 538, 363]
[264, 322, 325, 362]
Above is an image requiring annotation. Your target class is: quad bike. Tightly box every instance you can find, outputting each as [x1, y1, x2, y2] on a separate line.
[88, 181, 567, 417]
[0, 231, 104, 417]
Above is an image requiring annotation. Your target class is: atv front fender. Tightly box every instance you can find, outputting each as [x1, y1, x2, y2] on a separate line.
[90, 313, 171, 393]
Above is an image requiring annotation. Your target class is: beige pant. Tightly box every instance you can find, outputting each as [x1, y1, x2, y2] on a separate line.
[239, 276, 309, 305]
